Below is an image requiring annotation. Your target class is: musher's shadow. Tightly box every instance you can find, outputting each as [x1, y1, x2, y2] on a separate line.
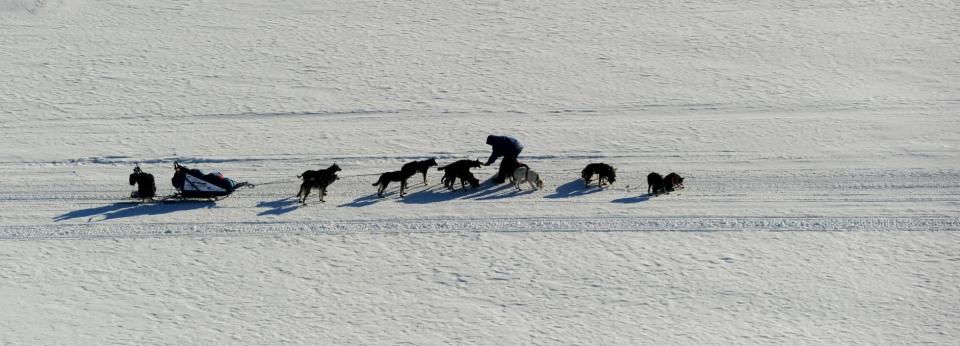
[54, 201, 214, 222]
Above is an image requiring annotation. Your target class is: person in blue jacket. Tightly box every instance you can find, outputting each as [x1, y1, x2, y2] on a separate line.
[484, 135, 523, 183]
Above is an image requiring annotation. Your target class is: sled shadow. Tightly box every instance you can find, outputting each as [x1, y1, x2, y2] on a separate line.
[54, 201, 214, 222]
[611, 194, 652, 204]
[544, 179, 605, 199]
[257, 197, 299, 216]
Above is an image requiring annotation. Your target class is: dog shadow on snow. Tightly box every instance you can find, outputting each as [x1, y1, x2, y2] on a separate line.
[340, 176, 539, 206]
[341, 177, 514, 205]
[402, 176, 544, 203]
[395, 178, 505, 204]
[611, 194, 652, 204]
[470, 182, 538, 201]
[54, 201, 214, 222]
[256, 197, 300, 216]
[544, 179, 606, 199]
[339, 192, 386, 208]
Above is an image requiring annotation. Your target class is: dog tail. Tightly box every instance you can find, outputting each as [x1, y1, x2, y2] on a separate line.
[437, 165, 447, 171]
[371, 176, 382, 186]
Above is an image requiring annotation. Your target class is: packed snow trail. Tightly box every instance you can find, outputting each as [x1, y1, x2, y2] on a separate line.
[2, 110, 957, 238]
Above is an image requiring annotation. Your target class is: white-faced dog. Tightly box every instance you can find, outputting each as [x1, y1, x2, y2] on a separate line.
[510, 165, 543, 191]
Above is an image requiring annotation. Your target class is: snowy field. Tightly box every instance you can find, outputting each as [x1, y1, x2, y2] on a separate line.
[2, 0, 959, 344]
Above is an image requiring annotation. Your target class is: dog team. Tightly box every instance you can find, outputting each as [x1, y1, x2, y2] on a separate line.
[130, 135, 684, 204]
[293, 135, 683, 204]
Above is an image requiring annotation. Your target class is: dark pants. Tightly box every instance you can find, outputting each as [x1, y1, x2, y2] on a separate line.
[493, 152, 521, 183]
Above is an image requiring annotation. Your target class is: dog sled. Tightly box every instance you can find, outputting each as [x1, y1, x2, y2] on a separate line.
[129, 162, 253, 202]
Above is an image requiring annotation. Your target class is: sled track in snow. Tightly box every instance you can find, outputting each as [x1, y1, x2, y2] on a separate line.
[3, 216, 960, 240]
[2, 164, 959, 239]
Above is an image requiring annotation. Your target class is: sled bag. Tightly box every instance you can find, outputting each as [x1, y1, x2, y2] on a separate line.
[172, 167, 238, 198]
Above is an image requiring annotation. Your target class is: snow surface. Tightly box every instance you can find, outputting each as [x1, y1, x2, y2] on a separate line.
[1, 0, 959, 344]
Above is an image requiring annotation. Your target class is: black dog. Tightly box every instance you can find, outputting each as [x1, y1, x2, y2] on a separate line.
[582, 163, 616, 188]
[297, 164, 341, 204]
[298, 163, 342, 183]
[372, 170, 415, 197]
[442, 170, 480, 190]
[664, 172, 684, 192]
[401, 158, 438, 186]
[438, 159, 482, 190]
[129, 166, 156, 201]
[298, 174, 339, 204]
[647, 172, 667, 196]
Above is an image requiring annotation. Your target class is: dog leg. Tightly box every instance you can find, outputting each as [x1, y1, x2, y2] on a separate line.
[301, 187, 311, 204]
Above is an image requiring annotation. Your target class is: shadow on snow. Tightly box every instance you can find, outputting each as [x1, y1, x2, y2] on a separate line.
[257, 197, 300, 216]
[54, 201, 214, 222]
[399, 184, 477, 204]
[611, 194, 652, 204]
[339, 192, 385, 208]
[543, 179, 606, 199]
[470, 182, 537, 201]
